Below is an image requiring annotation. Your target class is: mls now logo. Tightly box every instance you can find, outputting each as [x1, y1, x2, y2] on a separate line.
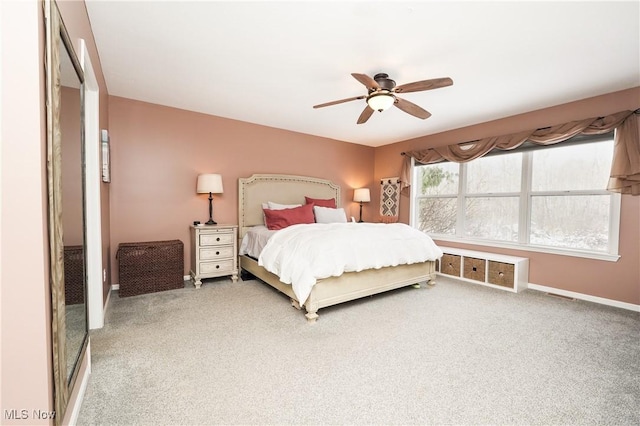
[4, 409, 56, 420]
[4, 409, 29, 420]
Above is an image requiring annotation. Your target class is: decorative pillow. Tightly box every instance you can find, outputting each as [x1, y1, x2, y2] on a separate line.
[263, 203, 315, 230]
[313, 206, 347, 224]
[267, 201, 302, 210]
[304, 196, 337, 208]
[262, 202, 302, 226]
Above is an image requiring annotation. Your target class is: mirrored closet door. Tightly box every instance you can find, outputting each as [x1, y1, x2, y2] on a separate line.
[45, 0, 89, 423]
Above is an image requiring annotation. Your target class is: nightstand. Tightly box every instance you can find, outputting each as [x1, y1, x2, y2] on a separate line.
[190, 224, 238, 288]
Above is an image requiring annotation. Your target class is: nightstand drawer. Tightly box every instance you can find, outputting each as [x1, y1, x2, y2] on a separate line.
[200, 246, 234, 260]
[200, 232, 234, 246]
[200, 259, 234, 274]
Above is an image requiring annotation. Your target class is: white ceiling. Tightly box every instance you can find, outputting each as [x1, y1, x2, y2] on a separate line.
[85, 1, 640, 147]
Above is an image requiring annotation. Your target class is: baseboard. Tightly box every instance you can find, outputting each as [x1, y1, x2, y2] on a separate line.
[103, 286, 112, 315]
[183, 274, 190, 281]
[528, 283, 640, 312]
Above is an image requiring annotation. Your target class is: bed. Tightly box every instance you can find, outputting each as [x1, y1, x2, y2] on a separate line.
[238, 173, 440, 323]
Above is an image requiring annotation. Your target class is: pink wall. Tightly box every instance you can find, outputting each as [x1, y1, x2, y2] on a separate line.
[108, 97, 374, 281]
[61, 86, 84, 246]
[375, 88, 640, 305]
[0, 1, 53, 423]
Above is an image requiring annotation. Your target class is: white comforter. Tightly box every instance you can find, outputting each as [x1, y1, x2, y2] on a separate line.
[258, 222, 443, 305]
[239, 225, 276, 258]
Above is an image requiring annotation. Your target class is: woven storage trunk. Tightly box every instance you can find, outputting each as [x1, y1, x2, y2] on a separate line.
[64, 245, 85, 305]
[117, 240, 184, 297]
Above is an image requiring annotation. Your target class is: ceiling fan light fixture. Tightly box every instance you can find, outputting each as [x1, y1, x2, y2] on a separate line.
[367, 92, 395, 112]
[314, 72, 451, 123]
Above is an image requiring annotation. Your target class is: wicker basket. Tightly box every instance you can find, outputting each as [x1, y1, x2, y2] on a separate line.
[64, 245, 85, 305]
[117, 240, 184, 297]
[463, 256, 486, 282]
[440, 253, 461, 277]
[488, 261, 516, 288]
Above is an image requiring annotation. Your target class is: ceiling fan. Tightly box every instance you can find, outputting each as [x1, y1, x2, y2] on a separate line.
[313, 72, 453, 124]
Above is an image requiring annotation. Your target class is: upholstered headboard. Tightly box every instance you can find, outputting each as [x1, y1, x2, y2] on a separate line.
[238, 174, 340, 239]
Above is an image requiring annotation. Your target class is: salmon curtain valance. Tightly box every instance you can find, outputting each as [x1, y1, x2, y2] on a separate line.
[400, 109, 640, 195]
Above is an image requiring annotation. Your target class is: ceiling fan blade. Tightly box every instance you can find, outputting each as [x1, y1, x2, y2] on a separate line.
[351, 73, 380, 90]
[313, 95, 365, 109]
[357, 106, 374, 124]
[395, 77, 453, 94]
[394, 97, 432, 120]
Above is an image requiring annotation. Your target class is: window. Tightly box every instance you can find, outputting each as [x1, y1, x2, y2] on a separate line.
[464, 153, 521, 242]
[412, 136, 620, 260]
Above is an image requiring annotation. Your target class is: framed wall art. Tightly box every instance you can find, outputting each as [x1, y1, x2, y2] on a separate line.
[380, 177, 401, 218]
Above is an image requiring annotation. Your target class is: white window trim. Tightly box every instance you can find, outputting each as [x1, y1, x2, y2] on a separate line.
[411, 144, 622, 262]
[430, 234, 620, 262]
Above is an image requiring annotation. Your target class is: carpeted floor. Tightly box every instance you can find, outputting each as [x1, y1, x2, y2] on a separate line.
[77, 276, 640, 425]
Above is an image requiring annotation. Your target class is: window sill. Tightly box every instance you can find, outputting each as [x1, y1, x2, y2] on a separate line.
[430, 235, 620, 262]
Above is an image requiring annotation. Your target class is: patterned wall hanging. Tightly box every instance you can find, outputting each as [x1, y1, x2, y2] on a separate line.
[380, 177, 401, 219]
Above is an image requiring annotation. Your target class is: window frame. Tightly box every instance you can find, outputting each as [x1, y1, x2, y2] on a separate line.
[410, 136, 621, 262]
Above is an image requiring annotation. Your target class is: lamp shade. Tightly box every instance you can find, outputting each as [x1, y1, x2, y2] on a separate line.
[353, 188, 370, 203]
[367, 93, 395, 112]
[196, 174, 223, 194]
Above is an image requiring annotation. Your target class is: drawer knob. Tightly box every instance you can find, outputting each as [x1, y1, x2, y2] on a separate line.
[216, 251, 220, 255]
[499, 272, 504, 277]
[216, 265, 220, 269]
[472, 266, 477, 272]
[216, 237, 220, 242]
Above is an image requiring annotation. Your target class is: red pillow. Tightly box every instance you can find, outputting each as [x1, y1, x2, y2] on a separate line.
[305, 196, 337, 208]
[263, 203, 315, 230]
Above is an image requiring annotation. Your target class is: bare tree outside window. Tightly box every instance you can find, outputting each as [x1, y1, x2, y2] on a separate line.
[530, 141, 614, 252]
[413, 138, 618, 256]
[416, 163, 458, 234]
[530, 195, 610, 251]
[465, 196, 519, 241]
[465, 153, 521, 241]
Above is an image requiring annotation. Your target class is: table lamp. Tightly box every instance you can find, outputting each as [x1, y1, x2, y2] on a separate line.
[353, 188, 370, 223]
[196, 174, 223, 225]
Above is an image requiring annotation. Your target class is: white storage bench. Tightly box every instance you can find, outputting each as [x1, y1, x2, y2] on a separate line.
[437, 246, 529, 293]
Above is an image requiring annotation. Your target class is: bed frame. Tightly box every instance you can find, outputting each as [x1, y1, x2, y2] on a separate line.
[238, 174, 437, 323]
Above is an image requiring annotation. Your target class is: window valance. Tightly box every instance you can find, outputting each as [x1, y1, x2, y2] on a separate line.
[401, 109, 640, 195]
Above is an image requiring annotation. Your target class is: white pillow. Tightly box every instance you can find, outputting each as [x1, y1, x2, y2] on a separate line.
[313, 206, 347, 224]
[267, 201, 302, 210]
